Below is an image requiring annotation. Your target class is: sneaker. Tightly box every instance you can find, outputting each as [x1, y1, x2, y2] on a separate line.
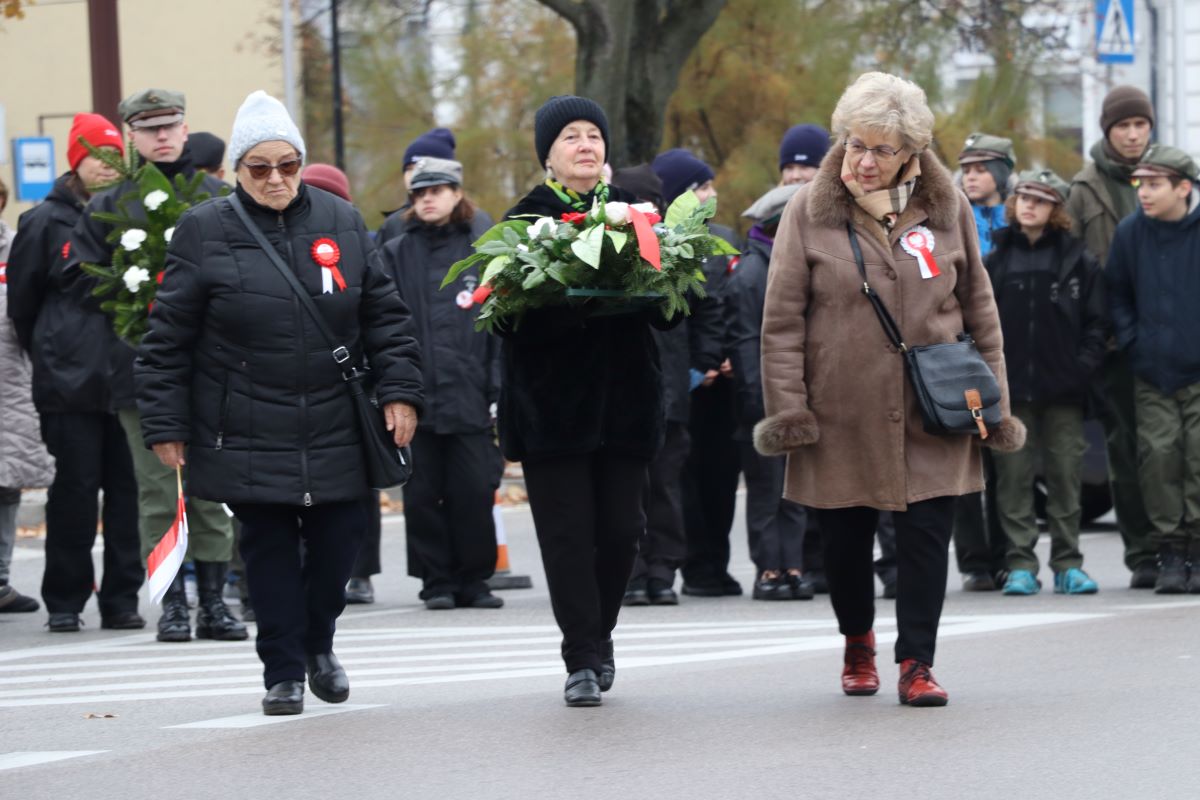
[463, 591, 504, 609]
[1054, 568, 1098, 595]
[898, 659, 949, 707]
[0, 584, 40, 613]
[1129, 560, 1158, 590]
[1002, 569, 1041, 595]
[961, 571, 997, 592]
[646, 578, 679, 605]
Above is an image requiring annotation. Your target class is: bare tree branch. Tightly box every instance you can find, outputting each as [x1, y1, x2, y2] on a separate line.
[534, 0, 593, 34]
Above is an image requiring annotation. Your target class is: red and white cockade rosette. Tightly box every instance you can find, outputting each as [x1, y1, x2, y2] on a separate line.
[311, 238, 347, 293]
[900, 225, 939, 279]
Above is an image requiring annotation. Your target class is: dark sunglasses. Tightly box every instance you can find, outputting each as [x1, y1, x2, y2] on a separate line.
[241, 158, 303, 179]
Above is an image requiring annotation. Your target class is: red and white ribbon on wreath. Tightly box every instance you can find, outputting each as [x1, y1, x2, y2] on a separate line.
[311, 238, 347, 293]
[900, 225, 940, 279]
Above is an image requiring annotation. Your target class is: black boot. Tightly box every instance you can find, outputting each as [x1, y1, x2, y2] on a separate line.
[156, 572, 191, 642]
[1188, 541, 1200, 594]
[195, 561, 249, 640]
[1155, 544, 1188, 594]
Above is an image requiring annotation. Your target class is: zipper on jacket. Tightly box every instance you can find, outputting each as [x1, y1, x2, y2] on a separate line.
[216, 371, 232, 450]
[1026, 276, 1036, 403]
[279, 212, 313, 505]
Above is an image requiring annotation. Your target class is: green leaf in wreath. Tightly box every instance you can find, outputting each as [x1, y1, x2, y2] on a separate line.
[570, 225, 605, 268]
[707, 235, 740, 256]
[441, 251, 488, 289]
[666, 190, 699, 229]
[482, 255, 511, 284]
[522, 268, 548, 290]
[605, 229, 628, 253]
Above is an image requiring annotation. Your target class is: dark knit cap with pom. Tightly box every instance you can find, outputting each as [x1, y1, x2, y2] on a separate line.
[534, 95, 610, 167]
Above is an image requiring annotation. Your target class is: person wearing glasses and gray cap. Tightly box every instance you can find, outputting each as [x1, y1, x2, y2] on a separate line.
[61, 88, 236, 641]
[378, 157, 504, 612]
[135, 90, 424, 716]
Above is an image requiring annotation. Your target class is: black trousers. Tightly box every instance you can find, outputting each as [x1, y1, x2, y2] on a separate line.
[351, 490, 382, 579]
[524, 452, 648, 674]
[39, 412, 142, 616]
[231, 500, 366, 688]
[632, 421, 689, 584]
[816, 496, 955, 666]
[952, 451, 1005, 576]
[804, 513, 896, 581]
[402, 430, 499, 600]
[741, 441, 806, 573]
[681, 377, 741, 585]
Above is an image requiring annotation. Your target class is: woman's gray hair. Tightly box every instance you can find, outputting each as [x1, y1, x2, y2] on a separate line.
[830, 72, 935, 153]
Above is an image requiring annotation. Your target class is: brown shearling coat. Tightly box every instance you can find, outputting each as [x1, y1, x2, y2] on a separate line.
[754, 144, 1023, 511]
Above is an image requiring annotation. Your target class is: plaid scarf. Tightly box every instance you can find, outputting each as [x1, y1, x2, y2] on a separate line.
[841, 151, 922, 230]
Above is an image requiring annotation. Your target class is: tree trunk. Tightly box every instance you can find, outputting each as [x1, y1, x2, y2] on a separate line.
[536, 0, 726, 167]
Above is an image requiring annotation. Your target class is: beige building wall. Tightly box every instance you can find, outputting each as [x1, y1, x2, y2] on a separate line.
[1, 0, 301, 228]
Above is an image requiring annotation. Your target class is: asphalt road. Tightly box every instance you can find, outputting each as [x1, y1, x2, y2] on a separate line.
[2, 498, 1197, 800]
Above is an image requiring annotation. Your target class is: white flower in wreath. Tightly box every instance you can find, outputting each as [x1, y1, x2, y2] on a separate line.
[120, 228, 148, 251]
[631, 202, 658, 215]
[143, 190, 169, 212]
[528, 216, 557, 239]
[603, 201, 630, 226]
[122, 266, 152, 292]
[164, 226, 175, 244]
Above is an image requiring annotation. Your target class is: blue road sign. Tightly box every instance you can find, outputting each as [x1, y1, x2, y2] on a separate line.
[1096, 0, 1135, 65]
[12, 137, 55, 202]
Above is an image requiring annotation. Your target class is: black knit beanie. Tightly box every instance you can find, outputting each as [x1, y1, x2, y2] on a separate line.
[1100, 85, 1155, 135]
[534, 95, 610, 167]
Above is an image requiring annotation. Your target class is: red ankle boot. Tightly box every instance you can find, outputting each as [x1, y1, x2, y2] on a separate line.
[898, 659, 949, 706]
[841, 631, 879, 696]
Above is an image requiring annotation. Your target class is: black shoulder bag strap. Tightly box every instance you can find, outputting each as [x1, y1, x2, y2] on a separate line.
[227, 194, 356, 377]
[847, 222, 907, 353]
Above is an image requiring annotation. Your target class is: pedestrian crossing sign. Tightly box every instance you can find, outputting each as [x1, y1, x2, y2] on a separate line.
[1096, 0, 1135, 64]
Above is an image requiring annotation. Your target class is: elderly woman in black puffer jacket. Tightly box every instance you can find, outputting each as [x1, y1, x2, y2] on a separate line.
[136, 91, 423, 717]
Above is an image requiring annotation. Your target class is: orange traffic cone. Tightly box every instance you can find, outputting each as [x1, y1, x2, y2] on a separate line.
[488, 490, 532, 590]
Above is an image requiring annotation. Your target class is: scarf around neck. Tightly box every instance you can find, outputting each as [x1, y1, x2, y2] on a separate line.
[841, 151, 921, 230]
[545, 177, 608, 213]
[1092, 139, 1140, 220]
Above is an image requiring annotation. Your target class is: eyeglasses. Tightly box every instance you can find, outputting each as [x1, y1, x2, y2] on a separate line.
[845, 139, 904, 161]
[240, 159, 303, 180]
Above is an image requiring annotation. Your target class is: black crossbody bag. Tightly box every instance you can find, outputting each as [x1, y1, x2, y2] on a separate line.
[228, 195, 413, 488]
[846, 223, 1001, 438]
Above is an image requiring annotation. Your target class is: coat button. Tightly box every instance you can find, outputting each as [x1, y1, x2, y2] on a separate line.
[888, 410, 902, 423]
[885, 269, 897, 280]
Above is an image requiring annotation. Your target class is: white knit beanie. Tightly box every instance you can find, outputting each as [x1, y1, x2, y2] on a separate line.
[227, 90, 306, 170]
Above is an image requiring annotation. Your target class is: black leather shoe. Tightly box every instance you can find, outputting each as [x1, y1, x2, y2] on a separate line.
[424, 593, 455, 610]
[752, 574, 791, 601]
[681, 581, 724, 597]
[47, 612, 81, 632]
[564, 669, 602, 707]
[1130, 560, 1159, 589]
[0, 585, 40, 613]
[262, 680, 304, 715]
[788, 572, 816, 600]
[647, 578, 678, 605]
[345, 577, 375, 604]
[622, 577, 650, 606]
[101, 611, 146, 630]
[305, 653, 350, 703]
[195, 561, 249, 641]
[961, 571, 997, 592]
[598, 638, 615, 692]
[464, 591, 504, 609]
[721, 574, 744, 596]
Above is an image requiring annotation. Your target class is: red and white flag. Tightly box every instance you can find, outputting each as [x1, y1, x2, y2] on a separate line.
[147, 468, 189, 605]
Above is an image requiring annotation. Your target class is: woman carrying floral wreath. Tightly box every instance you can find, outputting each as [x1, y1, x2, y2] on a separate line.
[496, 95, 684, 707]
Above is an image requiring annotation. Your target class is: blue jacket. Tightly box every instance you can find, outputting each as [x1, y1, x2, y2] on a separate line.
[972, 203, 1007, 257]
[1106, 194, 1200, 394]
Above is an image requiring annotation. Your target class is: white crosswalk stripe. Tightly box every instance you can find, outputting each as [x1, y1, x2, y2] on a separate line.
[0, 613, 1100, 709]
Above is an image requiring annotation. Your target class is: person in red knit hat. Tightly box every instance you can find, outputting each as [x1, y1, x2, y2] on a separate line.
[300, 163, 352, 203]
[4, 112, 135, 624]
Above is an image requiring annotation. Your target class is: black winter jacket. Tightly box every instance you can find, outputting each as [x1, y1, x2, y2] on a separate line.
[986, 226, 1108, 406]
[62, 148, 229, 410]
[6, 173, 133, 414]
[380, 215, 499, 434]
[135, 184, 424, 506]
[496, 183, 679, 463]
[1106, 196, 1200, 394]
[724, 233, 773, 439]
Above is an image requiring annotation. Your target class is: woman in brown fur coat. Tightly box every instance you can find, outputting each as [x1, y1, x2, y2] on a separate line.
[754, 72, 1025, 707]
